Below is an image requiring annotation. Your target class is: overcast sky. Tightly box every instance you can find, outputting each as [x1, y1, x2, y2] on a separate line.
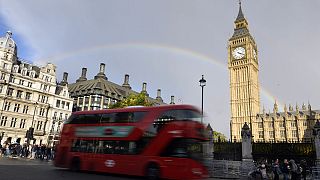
[1, 0, 320, 138]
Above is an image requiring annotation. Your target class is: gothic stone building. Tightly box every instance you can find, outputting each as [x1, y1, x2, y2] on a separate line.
[69, 63, 170, 112]
[228, 4, 318, 142]
[0, 31, 73, 145]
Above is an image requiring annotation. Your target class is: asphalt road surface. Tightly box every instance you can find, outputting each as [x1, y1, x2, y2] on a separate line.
[0, 157, 142, 180]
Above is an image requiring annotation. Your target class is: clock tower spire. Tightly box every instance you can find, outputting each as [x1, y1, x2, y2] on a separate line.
[228, 2, 260, 141]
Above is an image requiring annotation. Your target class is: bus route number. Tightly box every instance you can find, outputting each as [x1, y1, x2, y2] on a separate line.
[105, 160, 116, 167]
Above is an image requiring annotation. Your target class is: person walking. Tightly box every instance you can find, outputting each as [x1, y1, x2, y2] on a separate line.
[272, 159, 282, 180]
[281, 159, 290, 180]
[300, 159, 307, 180]
[289, 159, 299, 180]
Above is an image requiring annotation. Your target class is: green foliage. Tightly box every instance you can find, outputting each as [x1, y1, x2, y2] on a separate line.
[213, 131, 227, 142]
[109, 92, 154, 109]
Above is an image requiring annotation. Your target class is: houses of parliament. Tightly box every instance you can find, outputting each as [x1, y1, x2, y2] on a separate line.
[229, 3, 318, 142]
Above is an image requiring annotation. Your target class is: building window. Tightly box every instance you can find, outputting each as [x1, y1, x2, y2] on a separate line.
[13, 103, 20, 112]
[279, 121, 285, 128]
[0, 116, 7, 126]
[22, 105, 29, 114]
[56, 100, 61, 108]
[61, 101, 65, 109]
[0, 85, 3, 93]
[258, 131, 263, 138]
[43, 85, 48, 91]
[27, 82, 32, 87]
[3, 102, 11, 111]
[303, 121, 308, 127]
[280, 130, 285, 138]
[269, 131, 274, 138]
[53, 112, 57, 120]
[66, 102, 70, 110]
[291, 121, 297, 127]
[36, 121, 43, 130]
[7, 88, 13, 96]
[269, 122, 273, 128]
[292, 130, 297, 138]
[16, 90, 23, 99]
[19, 119, 26, 129]
[3, 63, 8, 69]
[25, 92, 32, 100]
[59, 113, 63, 120]
[9, 77, 15, 83]
[19, 79, 24, 85]
[39, 108, 46, 116]
[10, 118, 17, 127]
[258, 122, 263, 128]
[0, 73, 5, 80]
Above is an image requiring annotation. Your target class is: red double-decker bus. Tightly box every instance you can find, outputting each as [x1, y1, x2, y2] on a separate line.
[54, 105, 208, 179]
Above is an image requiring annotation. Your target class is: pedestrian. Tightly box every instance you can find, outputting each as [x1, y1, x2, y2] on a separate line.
[272, 159, 282, 180]
[259, 160, 268, 180]
[300, 159, 307, 180]
[289, 159, 299, 180]
[281, 159, 290, 180]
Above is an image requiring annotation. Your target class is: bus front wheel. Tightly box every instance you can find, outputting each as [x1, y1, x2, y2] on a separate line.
[146, 163, 160, 180]
[70, 157, 81, 172]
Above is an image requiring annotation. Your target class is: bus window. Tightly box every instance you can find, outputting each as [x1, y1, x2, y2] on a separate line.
[100, 113, 115, 123]
[67, 114, 101, 124]
[114, 112, 146, 123]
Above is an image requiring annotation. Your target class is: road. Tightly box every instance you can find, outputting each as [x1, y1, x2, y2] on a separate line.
[0, 157, 142, 180]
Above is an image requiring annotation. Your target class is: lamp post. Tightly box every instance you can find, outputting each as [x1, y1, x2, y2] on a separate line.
[199, 75, 206, 124]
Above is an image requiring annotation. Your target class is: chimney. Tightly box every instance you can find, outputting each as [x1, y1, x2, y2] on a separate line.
[76, 67, 88, 82]
[141, 82, 149, 96]
[94, 63, 107, 80]
[61, 72, 68, 85]
[156, 89, 163, 102]
[122, 74, 131, 89]
[170, 96, 175, 104]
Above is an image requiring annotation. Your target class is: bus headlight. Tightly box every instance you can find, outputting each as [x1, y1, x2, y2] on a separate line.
[192, 168, 202, 175]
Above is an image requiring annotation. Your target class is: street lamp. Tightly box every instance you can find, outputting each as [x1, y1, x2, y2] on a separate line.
[199, 75, 206, 124]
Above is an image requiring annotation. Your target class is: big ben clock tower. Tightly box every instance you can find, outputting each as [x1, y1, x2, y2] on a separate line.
[228, 2, 260, 141]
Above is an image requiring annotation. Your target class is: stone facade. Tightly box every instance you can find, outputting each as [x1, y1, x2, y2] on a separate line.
[0, 31, 73, 146]
[68, 63, 170, 111]
[253, 103, 319, 142]
[228, 4, 319, 142]
[228, 3, 260, 141]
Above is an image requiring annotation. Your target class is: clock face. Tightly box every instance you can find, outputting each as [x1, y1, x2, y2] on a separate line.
[232, 47, 246, 59]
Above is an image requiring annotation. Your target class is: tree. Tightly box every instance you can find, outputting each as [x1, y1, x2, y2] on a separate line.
[109, 92, 154, 109]
[213, 131, 227, 142]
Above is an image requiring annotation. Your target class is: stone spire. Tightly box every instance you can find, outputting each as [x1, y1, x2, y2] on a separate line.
[308, 102, 312, 111]
[235, 0, 245, 22]
[289, 104, 293, 111]
[284, 104, 287, 113]
[296, 103, 299, 112]
[273, 100, 278, 113]
[302, 103, 307, 111]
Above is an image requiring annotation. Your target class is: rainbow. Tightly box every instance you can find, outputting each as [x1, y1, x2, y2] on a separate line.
[35, 42, 281, 110]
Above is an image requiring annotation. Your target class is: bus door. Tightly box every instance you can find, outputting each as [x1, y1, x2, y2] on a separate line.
[160, 139, 189, 179]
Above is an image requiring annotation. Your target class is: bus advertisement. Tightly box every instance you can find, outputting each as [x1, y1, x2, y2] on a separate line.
[54, 105, 209, 179]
